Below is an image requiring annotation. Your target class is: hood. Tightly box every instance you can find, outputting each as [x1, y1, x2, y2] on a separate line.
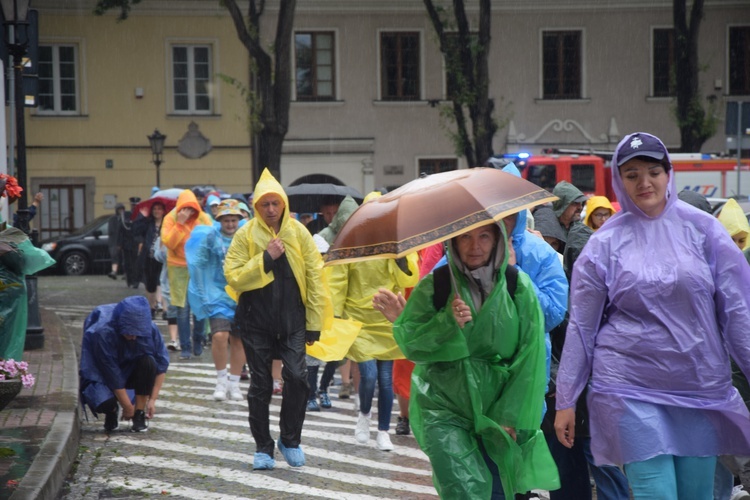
[449, 221, 507, 309]
[552, 181, 587, 218]
[112, 296, 153, 338]
[718, 198, 750, 244]
[175, 189, 204, 222]
[677, 190, 712, 214]
[583, 196, 616, 228]
[319, 195, 359, 244]
[611, 132, 676, 218]
[363, 191, 382, 204]
[533, 206, 567, 244]
[500, 163, 528, 242]
[252, 168, 290, 232]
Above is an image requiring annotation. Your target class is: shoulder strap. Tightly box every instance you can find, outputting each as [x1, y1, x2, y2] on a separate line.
[432, 263, 518, 311]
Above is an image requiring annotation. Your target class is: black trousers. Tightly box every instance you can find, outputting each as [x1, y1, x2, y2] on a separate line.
[95, 355, 157, 413]
[241, 328, 308, 455]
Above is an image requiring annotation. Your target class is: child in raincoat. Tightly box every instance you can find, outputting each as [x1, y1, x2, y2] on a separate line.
[393, 222, 559, 499]
[583, 195, 616, 231]
[718, 198, 750, 252]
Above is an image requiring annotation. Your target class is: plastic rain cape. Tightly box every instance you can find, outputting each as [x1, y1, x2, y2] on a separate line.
[393, 226, 559, 499]
[185, 225, 236, 321]
[556, 133, 750, 466]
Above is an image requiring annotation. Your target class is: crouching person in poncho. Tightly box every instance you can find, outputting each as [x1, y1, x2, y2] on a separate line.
[393, 222, 559, 499]
[79, 296, 169, 433]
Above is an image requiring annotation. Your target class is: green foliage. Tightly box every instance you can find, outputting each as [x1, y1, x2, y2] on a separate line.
[217, 73, 263, 135]
[93, 0, 141, 21]
[672, 94, 718, 146]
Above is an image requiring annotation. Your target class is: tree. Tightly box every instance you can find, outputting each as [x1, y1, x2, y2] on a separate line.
[95, 0, 295, 181]
[423, 0, 506, 167]
[673, 0, 717, 152]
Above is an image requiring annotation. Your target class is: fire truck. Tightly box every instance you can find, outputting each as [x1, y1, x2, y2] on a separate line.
[508, 150, 750, 201]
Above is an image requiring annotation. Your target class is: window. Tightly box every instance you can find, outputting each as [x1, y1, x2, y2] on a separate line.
[652, 28, 675, 97]
[729, 26, 750, 95]
[571, 163, 596, 193]
[526, 164, 557, 192]
[381, 32, 420, 101]
[38, 44, 78, 114]
[542, 30, 581, 99]
[295, 32, 335, 100]
[419, 158, 457, 176]
[172, 45, 212, 113]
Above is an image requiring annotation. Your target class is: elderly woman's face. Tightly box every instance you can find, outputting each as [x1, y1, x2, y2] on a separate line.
[455, 225, 499, 270]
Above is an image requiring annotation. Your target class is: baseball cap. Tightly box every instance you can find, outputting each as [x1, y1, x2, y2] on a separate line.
[616, 133, 669, 167]
[215, 199, 243, 219]
[207, 194, 221, 207]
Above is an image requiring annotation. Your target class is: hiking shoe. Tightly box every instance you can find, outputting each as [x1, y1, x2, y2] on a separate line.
[318, 392, 332, 409]
[213, 379, 228, 401]
[228, 383, 244, 401]
[104, 409, 119, 432]
[167, 340, 180, 351]
[107, 271, 117, 280]
[253, 452, 275, 470]
[395, 416, 410, 435]
[355, 412, 371, 443]
[339, 382, 352, 399]
[277, 438, 305, 467]
[130, 410, 148, 432]
[376, 430, 394, 451]
[272, 379, 283, 395]
[307, 399, 320, 412]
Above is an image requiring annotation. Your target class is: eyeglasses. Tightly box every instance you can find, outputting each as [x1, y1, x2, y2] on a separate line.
[591, 212, 611, 219]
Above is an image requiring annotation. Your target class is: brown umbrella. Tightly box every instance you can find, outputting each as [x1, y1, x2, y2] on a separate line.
[325, 167, 557, 265]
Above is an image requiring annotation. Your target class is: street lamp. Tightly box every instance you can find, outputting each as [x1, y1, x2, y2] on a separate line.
[147, 129, 166, 188]
[1, 0, 31, 216]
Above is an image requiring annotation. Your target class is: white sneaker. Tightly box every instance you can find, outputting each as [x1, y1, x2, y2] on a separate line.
[352, 392, 360, 412]
[376, 430, 394, 451]
[228, 382, 244, 401]
[167, 340, 180, 351]
[213, 379, 228, 401]
[732, 485, 750, 500]
[355, 412, 371, 443]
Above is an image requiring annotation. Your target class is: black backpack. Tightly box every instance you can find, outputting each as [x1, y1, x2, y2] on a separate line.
[432, 263, 518, 311]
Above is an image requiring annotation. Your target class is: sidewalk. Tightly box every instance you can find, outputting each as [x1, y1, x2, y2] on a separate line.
[0, 306, 80, 500]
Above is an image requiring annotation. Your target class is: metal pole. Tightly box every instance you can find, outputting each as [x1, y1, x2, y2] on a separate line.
[155, 158, 161, 188]
[738, 101, 743, 196]
[14, 42, 27, 210]
[7, 24, 14, 179]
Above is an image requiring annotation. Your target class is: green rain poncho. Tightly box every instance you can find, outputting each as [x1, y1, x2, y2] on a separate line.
[393, 225, 559, 499]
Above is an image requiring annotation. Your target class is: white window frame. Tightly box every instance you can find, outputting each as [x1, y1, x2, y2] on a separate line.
[292, 29, 340, 102]
[36, 41, 82, 115]
[167, 40, 216, 115]
[376, 29, 425, 102]
[538, 27, 587, 101]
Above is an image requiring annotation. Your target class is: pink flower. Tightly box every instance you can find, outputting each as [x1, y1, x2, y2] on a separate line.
[21, 373, 34, 389]
[0, 359, 35, 388]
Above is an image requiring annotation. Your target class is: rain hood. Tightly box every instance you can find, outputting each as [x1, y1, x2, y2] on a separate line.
[318, 195, 359, 244]
[160, 189, 212, 267]
[583, 196, 616, 230]
[556, 132, 750, 466]
[718, 198, 750, 249]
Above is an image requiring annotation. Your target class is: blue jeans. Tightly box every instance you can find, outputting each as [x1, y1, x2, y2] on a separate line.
[176, 304, 205, 357]
[583, 437, 630, 500]
[358, 360, 393, 431]
[624, 454, 717, 500]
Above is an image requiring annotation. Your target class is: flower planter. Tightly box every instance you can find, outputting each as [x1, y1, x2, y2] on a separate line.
[0, 379, 22, 412]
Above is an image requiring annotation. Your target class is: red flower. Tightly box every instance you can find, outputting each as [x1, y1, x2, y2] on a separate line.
[0, 174, 22, 200]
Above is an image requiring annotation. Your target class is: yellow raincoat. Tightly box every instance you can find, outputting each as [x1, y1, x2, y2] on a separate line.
[161, 189, 212, 307]
[718, 198, 750, 250]
[224, 169, 333, 333]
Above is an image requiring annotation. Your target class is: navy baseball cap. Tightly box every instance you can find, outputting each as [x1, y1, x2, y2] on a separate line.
[616, 133, 669, 167]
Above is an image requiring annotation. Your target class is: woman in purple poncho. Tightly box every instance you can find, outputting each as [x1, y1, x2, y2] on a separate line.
[554, 132, 750, 499]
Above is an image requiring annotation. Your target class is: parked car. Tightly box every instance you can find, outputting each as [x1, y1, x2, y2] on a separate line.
[39, 215, 112, 275]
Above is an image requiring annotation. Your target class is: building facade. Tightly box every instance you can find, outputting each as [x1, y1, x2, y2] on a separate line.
[10, 0, 750, 235]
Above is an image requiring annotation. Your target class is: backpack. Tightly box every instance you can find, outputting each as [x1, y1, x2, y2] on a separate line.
[432, 263, 518, 311]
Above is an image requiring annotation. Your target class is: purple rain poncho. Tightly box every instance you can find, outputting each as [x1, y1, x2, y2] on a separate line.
[556, 132, 750, 466]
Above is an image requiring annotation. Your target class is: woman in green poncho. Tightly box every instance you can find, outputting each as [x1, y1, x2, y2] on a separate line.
[393, 222, 559, 499]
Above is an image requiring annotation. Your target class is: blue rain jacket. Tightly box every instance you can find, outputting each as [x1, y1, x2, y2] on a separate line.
[79, 296, 169, 414]
[185, 225, 236, 321]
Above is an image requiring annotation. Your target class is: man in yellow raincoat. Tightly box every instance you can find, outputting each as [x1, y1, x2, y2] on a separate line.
[328, 191, 419, 451]
[224, 169, 332, 470]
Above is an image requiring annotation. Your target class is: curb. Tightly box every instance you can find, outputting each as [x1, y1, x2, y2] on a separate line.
[10, 308, 81, 500]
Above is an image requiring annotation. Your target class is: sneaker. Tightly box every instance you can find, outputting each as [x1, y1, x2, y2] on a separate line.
[240, 365, 249, 381]
[307, 399, 320, 412]
[277, 438, 305, 467]
[155, 302, 164, 312]
[213, 379, 228, 401]
[130, 410, 148, 432]
[167, 340, 180, 351]
[193, 339, 204, 357]
[107, 271, 117, 280]
[376, 430, 394, 451]
[339, 382, 352, 399]
[732, 485, 750, 500]
[272, 379, 283, 395]
[228, 383, 244, 401]
[253, 452, 275, 471]
[395, 416, 410, 435]
[355, 412, 371, 443]
[104, 409, 119, 432]
[318, 392, 332, 409]
[178, 354, 191, 361]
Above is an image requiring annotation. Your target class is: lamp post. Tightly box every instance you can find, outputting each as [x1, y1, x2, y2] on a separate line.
[148, 129, 166, 188]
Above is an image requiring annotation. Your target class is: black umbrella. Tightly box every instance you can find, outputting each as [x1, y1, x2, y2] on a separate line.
[284, 183, 364, 214]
